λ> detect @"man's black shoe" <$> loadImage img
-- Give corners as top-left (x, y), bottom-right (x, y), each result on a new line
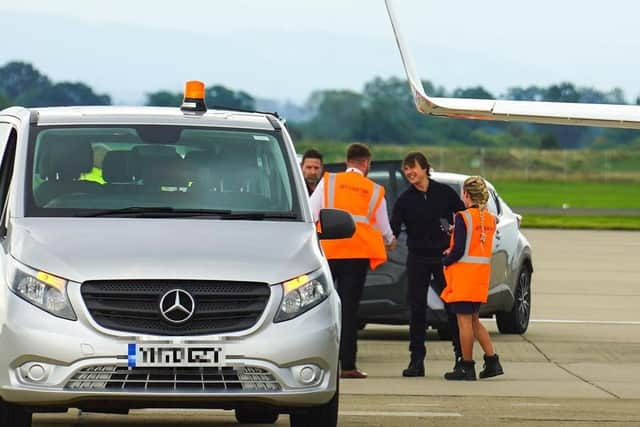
top-left (444, 360), bottom-right (476, 381)
top-left (479, 354), bottom-right (504, 379)
top-left (402, 361), bottom-right (425, 377)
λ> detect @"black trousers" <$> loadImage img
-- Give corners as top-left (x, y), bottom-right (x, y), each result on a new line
top-left (329, 258), bottom-right (369, 371)
top-left (406, 253), bottom-right (461, 362)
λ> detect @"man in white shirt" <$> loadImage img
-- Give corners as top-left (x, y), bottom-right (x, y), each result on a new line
top-left (308, 143), bottom-right (395, 379)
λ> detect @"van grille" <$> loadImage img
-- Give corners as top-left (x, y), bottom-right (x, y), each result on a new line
top-left (81, 281), bottom-right (270, 335)
top-left (65, 366), bottom-right (282, 392)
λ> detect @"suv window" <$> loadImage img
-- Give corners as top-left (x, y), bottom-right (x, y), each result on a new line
top-left (486, 189), bottom-right (498, 216)
top-left (26, 125), bottom-right (299, 217)
top-left (0, 124), bottom-right (17, 233)
top-left (0, 123), bottom-right (10, 156)
top-left (490, 190), bottom-right (502, 216)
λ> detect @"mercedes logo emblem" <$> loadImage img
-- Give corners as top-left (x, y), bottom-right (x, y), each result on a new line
top-left (159, 289), bottom-right (195, 324)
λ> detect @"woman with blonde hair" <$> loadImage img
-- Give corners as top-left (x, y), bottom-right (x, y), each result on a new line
top-left (440, 176), bottom-right (504, 381)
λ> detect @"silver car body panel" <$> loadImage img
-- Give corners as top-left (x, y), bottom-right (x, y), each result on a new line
top-left (10, 219), bottom-right (321, 285)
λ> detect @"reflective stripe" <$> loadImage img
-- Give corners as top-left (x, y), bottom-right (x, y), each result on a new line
top-left (459, 210), bottom-right (491, 265)
top-left (352, 215), bottom-right (369, 223)
top-left (326, 173), bottom-right (376, 225)
top-left (460, 255), bottom-right (490, 264)
top-left (326, 173), bottom-right (337, 208)
top-left (367, 184), bottom-right (382, 219)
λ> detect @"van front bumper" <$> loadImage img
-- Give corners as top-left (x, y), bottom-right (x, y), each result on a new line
top-left (0, 286), bottom-right (340, 410)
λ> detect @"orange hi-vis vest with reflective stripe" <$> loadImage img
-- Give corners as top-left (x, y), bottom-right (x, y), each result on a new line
top-left (320, 171), bottom-right (387, 270)
top-left (441, 207), bottom-right (496, 303)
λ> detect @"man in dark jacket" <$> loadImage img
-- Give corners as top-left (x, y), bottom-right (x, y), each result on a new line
top-left (390, 152), bottom-right (465, 377)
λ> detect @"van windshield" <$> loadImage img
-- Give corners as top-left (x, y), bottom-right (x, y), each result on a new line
top-left (26, 125), bottom-right (300, 218)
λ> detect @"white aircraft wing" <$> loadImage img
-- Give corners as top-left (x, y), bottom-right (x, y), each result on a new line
top-left (384, 0), bottom-right (640, 130)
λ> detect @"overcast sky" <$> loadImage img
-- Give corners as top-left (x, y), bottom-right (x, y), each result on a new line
top-left (1, 0), bottom-right (639, 105)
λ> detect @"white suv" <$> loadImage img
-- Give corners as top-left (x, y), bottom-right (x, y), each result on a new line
top-left (326, 160), bottom-right (534, 337)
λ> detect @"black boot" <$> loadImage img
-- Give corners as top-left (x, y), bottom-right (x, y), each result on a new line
top-left (479, 354), bottom-right (504, 379)
top-left (444, 360), bottom-right (476, 381)
top-left (443, 357), bottom-right (462, 379)
top-left (402, 359), bottom-right (425, 377)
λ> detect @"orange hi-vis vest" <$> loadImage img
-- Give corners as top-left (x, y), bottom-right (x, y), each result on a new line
top-left (320, 171), bottom-right (387, 270)
top-left (441, 207), bottom-right (496, 303)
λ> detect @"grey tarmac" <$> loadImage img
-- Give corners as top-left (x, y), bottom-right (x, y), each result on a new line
top-left (33, 229), bottom-right (640, 426)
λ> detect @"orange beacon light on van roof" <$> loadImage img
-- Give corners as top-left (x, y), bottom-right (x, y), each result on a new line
top-left (180, 80), bottom-right (207, 113)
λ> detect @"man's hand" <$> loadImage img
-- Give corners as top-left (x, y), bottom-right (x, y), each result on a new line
top-left (385, 236), bottom-right (397, 251)
top-left (442, 248), bottom-right (451, 256)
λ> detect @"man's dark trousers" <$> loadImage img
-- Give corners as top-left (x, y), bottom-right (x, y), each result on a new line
top-left (328, 258), bottom-right (369, 371)
top-left (406, 253), bottom-right (460, 362)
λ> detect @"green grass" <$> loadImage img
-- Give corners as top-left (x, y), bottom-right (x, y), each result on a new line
top-left (522, 215), bottom-right (640, 230)
top-left (296, 141), bottom-right (640, 229)
top-left (491, 181), bottom-right (640, 209)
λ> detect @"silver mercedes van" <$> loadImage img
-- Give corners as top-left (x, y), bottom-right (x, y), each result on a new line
top-left (0, 83), bottom-right (351, 427)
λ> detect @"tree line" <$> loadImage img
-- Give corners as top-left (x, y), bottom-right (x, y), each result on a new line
top-left (2, 61), bottom-right (639, 149)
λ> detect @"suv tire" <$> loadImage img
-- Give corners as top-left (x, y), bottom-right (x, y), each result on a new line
top-left (0, 400), bottom-right (31, 427)
top-left (496, 265), bottom-right (532, 334)
top-left (290, 376), bottom-right (339, 427)
top-left (235, 407), bottom-right (279, 424)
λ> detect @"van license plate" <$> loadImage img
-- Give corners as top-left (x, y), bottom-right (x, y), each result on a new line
top-left (127, 343), bottom-right (225, 368)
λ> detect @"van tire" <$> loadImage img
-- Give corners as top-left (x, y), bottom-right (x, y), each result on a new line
top-left (235, 407), bottom-right (279, 424)
top-left (0, 400), bottom-right (31, 427)
top-left (496, 266), bottom-right (532, 334)
top-left (290, 376), bottom-right (339, 427)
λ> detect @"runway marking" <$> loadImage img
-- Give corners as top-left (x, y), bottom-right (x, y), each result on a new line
top-left (387, 403), bottom-right (442, 408)
top-left (530, 319), bottom-right (640, 325)
top-left (511, 403), bottom-right (562, 407)
top-left (341, 410), bottom-right (462, 418)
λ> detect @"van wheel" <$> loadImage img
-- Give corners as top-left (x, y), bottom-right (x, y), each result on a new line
top-left (290, 376), bottom-right (339, 427)
top-left (496, 266), bottom-right (531, 334)
top-left (0, 400), bottom-right (31, 427)
top-left (235, 407), bottom-right (279, 424)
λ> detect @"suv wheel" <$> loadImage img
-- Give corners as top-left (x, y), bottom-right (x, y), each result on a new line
top-left (235, 407), bottom-right (279, 424)
top-left (0, 400), bottom-right (31, 427)
top-left (290, 376), bottom-right (339, 427)
top-left (496, 266), bottom-right (532, 334)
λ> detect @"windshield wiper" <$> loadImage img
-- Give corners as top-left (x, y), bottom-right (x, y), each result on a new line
top-left (217, 212), bottom-right (299, 220)
top-left (76, 207), bottom-right (233, 218)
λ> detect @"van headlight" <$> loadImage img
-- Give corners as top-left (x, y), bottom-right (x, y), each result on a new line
top-left (8, 258), bottom-right (76, 320)
top-left (274, 270), bottom-right (330, 322)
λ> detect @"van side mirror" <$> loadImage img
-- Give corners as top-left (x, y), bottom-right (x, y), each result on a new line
top-left (318, 208), bottom-right (355, 240)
